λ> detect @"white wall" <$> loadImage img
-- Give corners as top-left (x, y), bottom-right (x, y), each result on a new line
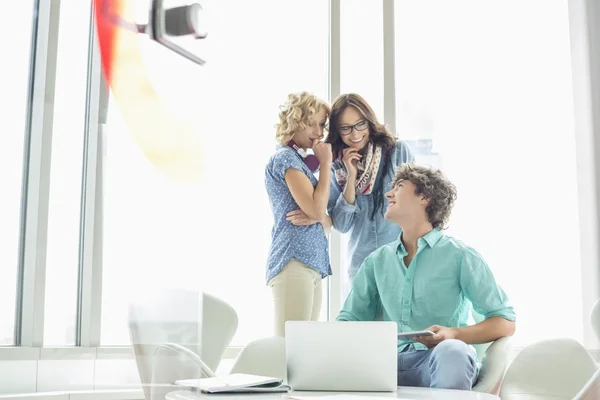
top-left (0, 349), bottom-right (138, 395)
top-left (0, 349), bottom-right (235, 397)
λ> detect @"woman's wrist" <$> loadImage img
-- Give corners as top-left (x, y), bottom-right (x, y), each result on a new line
top-left (320, 161), bottom-right (332, 170)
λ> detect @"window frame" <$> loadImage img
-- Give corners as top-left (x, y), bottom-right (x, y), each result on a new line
top-left (14, 0), bottom-right (61, 348)
top-left (568, 0), bottom-right (600, 350)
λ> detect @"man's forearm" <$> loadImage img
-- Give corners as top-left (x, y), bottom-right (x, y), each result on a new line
top-left (451, 317), bottom-right (515, 344)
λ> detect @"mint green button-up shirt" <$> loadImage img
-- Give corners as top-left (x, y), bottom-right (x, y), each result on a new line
top-left (337, 228), bottom-right (516, 352)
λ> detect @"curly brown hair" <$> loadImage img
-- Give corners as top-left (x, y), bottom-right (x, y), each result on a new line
top-left (393, 164), bottom-right (458, 229)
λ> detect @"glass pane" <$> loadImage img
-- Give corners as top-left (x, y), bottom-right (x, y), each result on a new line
top-left (44, 0), bottom-right (92, 345)
top-left (338, 0), bottom-right (384, 294)
top-left (101, 0), bottom-right (329, 346)
top-left (395, 0), bottom-right (581, 346)
top-left (0, 0), bottom-right (35, 346)
top-left (340, 0), bottom-right (384, 119)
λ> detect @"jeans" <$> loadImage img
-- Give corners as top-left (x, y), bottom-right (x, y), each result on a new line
top-left (397, 339), bottom-right (479, 390)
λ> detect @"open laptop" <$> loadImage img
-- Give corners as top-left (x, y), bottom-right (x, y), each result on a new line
top-left (285, 321), bottom-right (398, 392)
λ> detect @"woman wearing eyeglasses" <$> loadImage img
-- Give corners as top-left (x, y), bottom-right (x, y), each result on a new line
top-left (287, 93), bottom-right (414, 283)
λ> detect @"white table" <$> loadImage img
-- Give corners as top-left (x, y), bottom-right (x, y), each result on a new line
top-left (165, 388), bottom-right (499, 400)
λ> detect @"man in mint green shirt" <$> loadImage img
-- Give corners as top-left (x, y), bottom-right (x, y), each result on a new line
top-left (337, 164), bottom-right (516, 390)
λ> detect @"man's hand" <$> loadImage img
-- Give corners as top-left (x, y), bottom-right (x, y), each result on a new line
top-left (286, 209), bottom-right (320, 226)
top-left (412, 325), bottom-right (457, 348)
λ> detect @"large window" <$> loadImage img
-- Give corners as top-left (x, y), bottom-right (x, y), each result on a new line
top-left (338, 0), bottom-right (384, 298)
top-left (100, 0), bottom-right (330, 346)
top-left (43, 0), bottom-right (93, 345)
top-left (2, 0), bottom-right (598, 364)
top-left (394, 0), bottom-right (581, 346)
top-left (0, 1), bottom-right (36, 346)
top-left (340, 0), bottom-right (384, 120)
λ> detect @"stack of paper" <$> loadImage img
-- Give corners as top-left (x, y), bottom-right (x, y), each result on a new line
top-left (175, 373), bottom-right (291, 394)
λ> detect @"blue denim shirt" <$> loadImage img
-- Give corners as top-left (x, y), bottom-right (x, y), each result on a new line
top-left (265, 146), bottom-right (332, 283)
top-left (327, 140), bottom-right (414, 280)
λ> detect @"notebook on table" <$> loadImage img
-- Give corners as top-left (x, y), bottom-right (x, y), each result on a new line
top-left (175, 373), bottom-right (291, 394)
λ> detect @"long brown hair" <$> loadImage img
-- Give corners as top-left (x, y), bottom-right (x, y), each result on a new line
top-left (325, 93), bottom-right (397, 218)
top-left (325, 93), bottom-right (396, 159)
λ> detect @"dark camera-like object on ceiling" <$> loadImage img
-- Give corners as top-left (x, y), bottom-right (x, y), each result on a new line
top-left (101, 0), bottom-right (207, 66)
top-left (150, 0), bottom-right (207, 65)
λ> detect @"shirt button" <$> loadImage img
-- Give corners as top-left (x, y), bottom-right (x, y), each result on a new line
top-left (403, 300), bottom-right (409, 306)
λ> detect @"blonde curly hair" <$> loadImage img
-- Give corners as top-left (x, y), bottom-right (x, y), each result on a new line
top-left (275, 92), bottom-right (330, 145)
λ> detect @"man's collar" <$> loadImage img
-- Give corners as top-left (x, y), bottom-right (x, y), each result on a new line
top-left (422, 227), bottom-right (443, 247)
top-left (395, 227), bottom-right (443, 254)
top-left (395, 237), bottom-right (407, 255)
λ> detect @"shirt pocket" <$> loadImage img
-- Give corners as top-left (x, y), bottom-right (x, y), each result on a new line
top-left (413, 273), bottom-right (461, 320)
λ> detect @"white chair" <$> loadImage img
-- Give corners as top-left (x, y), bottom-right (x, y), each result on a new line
top-left (570, 298), bottom-right (600, 400)
top-left (574, 369), bottom-right (600, 400)
top-left (500, 338), bottom-right (599, 400)
top-left (230, 336), bottom-right (287, 380)
top-left (467, 311), bottom-right (513, 395)
top-left (472, 336), bottom-right (512, 394)
top-left (128, 289), bottom-right (238, 400)
top-left (499, 298), bottom-right (600, 400)
top-left (591, 298), bottom-right (600, 341)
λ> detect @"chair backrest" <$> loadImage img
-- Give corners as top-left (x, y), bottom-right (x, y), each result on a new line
top-left (501, 338), bottom-right (599, 400)
top-left (591, 298), bottom-right (600, 341)
top-left (573, 368), bottom-right (600, 400)
top-left (128, 289), bottom-right (238, 400)
top-left (230, 336), bottom-right (287, 380)
top-left (470, 310), bottom-right (490, 360)
top-left (472, 336), bottom-right (511, 394)
top-left (469, 309), bottom-right (514, 395)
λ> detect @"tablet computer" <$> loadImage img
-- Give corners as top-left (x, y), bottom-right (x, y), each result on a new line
top-left (397, 330), bottom-right (434, 341)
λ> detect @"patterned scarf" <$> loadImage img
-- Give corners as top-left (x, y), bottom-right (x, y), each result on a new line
top-left (333, 142), bottom-right (382, 195)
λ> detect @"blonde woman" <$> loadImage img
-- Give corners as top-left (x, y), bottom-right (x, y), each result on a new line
top-left (265, 92), bottom-right (333, 337)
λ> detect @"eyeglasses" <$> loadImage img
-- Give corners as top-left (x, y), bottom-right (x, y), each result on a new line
top-left (339, 120), bottom-right (368, 136)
